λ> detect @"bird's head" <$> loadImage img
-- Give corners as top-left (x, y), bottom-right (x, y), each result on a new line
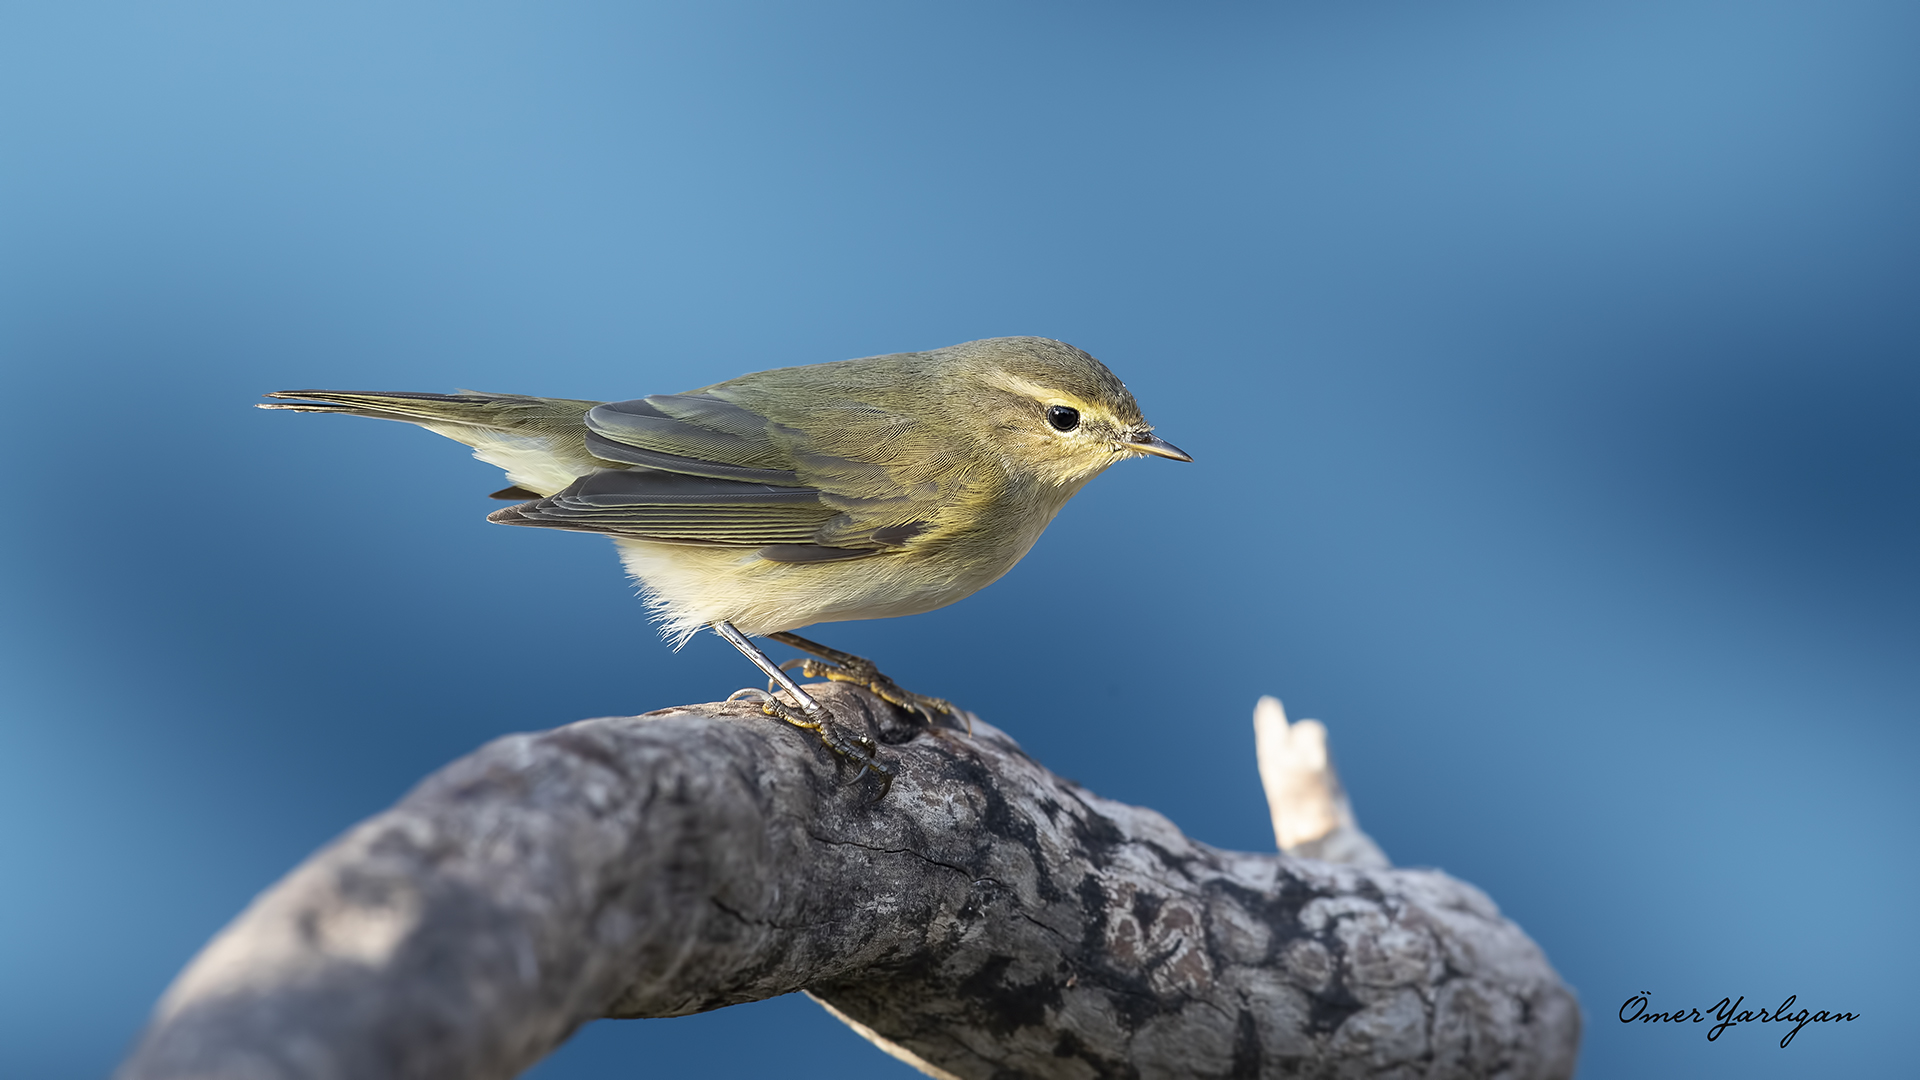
top-left (941, 337), bottom-right (1191, 488)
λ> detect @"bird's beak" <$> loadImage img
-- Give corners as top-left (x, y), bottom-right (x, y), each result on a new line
top-left (1126, 432), bottom-right (1193, 462)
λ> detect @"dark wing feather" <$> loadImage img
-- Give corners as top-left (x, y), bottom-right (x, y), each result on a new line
top-left (581, 430), bottom-right (802, 485)
top-left (489, 468), bottom-right (839, 546)
top-left (755, 544), bottom-right (889, 564)
top-left (587, 395), bottom-right (792, 470)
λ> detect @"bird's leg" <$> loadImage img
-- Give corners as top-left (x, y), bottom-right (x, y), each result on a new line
top-left (766, 631), bottom-right (966, 733)
top-left (711, 622), bottom-right (892, 796)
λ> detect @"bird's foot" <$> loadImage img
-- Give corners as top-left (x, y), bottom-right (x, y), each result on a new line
top-left (767, 632), bottom-right (968, 734)
top-left (727, 687), bottom-right (894, 798)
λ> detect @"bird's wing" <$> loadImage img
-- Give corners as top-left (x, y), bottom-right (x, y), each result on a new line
top-left (494, 393), bottom-right (954, 559)
top-left (488, 467), bottom-right (842, 548)
top-left (581, 394), bottom-right (802, 483)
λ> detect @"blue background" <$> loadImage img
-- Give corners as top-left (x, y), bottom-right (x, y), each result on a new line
top-left (2, 3), bottom-right (1914, 1077)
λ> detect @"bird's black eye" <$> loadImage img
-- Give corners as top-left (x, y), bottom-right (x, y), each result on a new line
top-left (1046, 405), bottom-right (1080, 432)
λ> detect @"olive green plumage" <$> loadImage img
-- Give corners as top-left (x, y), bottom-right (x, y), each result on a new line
top-left (262, 336), bottom-right (1188, 645)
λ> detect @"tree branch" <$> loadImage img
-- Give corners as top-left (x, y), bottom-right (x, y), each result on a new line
top-left (117, 685), bottom-right (1580, 1079)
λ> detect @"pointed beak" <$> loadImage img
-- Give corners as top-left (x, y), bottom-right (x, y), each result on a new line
top-left (1126, 432), bottom-right (1193, 462)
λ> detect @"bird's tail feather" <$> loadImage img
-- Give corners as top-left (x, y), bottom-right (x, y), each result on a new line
top-left (259, 389), bottom-right (576, 426)
top-left (259, 389), bottom-right (607, 497)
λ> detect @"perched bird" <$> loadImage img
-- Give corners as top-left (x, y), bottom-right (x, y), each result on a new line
top-left (262, 336), bottom-right (1189, 790)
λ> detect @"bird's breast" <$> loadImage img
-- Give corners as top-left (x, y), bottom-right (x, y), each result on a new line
top-left (615, 475), bottom-right (1088, 639)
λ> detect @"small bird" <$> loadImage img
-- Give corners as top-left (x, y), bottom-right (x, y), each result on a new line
top-left (263, 336), bottom-right (1189, 790)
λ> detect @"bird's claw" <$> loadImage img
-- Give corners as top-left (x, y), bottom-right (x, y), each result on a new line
top-left (756, 693), bottom-right (894, 800)
top-left (765, 631), bottom-right (965, 734)
top-left (788, 656), bottom-right (964, 733)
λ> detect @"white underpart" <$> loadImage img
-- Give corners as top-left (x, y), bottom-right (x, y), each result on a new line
top-left (614, 536), bottom-right (1005, 649)
top-left (423, 425), bottom-right (589, 497)
top-left (614, 540), bottom-right (772, 647)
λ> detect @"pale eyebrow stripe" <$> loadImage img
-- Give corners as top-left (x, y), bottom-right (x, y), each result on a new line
top-left (980, 370), bottom-right (1091, 411)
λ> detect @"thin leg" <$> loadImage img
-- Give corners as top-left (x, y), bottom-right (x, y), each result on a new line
top-left (765, 631), bottom-right (964, 732)
top-left (714, 621), bottom-right (828, 721)
top-left (712, 622), bottom-right (892, 794)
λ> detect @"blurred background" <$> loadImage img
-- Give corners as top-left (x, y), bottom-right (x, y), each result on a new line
top-left (1, 2), bottom-right (1914, 1077)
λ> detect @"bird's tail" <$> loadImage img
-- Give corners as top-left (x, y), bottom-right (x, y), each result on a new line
top-left (259, 389), bottom-right (607, 497)
top-left (260, 388), bottom-right (588, 424)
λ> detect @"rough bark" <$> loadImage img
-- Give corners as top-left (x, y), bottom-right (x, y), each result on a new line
top-left (117, 684), bottom-right (1581, 1080)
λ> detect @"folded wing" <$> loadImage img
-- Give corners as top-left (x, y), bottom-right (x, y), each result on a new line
top-left (491, 392), bottom-right (946, 562)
